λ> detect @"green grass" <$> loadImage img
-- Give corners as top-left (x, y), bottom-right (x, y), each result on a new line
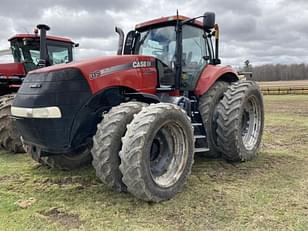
top-left (1, 95), bottom-right (308, 230)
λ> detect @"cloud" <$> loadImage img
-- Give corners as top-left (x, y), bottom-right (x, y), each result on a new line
top-left (0, 0), bottom-right (308, 67)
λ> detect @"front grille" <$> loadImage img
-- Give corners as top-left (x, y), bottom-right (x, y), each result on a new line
top-left (13, 68), bottom-right (92, 153)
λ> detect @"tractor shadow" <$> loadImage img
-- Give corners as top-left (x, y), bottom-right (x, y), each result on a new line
top-left (191, 150), bottom-right (303, 184)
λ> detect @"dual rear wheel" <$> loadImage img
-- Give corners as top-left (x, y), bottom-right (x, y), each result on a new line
top-left (199, 80), bottom-right (264, 161)
top-left (91, 80), bottom-right (264, 202)
top-left (92, 102), bottom-right (194, 202)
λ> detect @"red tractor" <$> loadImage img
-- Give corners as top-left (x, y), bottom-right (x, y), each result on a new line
top-left (0, 25), bottom-right (76, 152)
top-left (12, 13), bottom-right (264, 202)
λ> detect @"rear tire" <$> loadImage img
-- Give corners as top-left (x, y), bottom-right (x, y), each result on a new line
top-left (198, 81), bottom-right (229, 158)
top-left (119, 103), bottom-right (194, 202)
top-left (216, 80), bottom-right (264, 161)
top-left (0, 94), bottom-right (24, 153)
top-left (28, 143), bottom-right (92, 170)
top-left (91, 101), bottom-right (147, 192)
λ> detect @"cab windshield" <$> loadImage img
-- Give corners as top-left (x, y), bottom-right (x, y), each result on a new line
top-left (10, 39), bottom-right (72, 72)
top-left (136, 26), bottom-right (176, 67)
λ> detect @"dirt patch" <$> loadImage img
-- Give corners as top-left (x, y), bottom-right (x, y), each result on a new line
top-left (15, 198), bottom-right (37, 209)
top-left (33, 176), bottom-right (98, 187)
top-left (0, 175), bottom-right (15, 181)
top-left (39, 207), bottom-right (83, 229)
top-left (263, 124), bottom-right (308, 151)
top-left (0, 174), bottom-right (28, 184)
top-left (193, 153), bottom-right (303, 183)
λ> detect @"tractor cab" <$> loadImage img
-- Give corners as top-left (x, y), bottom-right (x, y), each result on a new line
top-left (9, 31), bottom-right (75, 73)
top-left (0, 25), bottom-right (76, 95)
top-left (119, 13), bottom-right (219, 91)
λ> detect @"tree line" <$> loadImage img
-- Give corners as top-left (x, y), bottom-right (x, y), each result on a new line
top-left (241, 61), bottom-right (308, 81)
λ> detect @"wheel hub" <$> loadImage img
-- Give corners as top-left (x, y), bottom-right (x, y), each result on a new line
top-left (149, 122), bottom-right (188, 188)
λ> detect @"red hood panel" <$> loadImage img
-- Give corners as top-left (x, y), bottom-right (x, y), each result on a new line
top-left (30, 55), bottom-right (158, 95)
top-left (0, 63), bottom-right (26, 76)
top-left (30, 55), bottom-right (155, 74)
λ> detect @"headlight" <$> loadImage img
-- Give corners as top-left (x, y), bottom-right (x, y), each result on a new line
top-left (11, 106), bottom-right (62, 118)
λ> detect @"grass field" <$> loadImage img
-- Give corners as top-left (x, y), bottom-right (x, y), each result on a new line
top-left (1, 95), bottom-right (308, 231)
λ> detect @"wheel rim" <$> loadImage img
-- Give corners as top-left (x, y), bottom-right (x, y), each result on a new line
top-left (241, 96), bottom-right (262, 150)
top-left (149, 121), bottom-right (188, 188)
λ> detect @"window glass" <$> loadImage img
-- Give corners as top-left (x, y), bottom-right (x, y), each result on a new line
top-left (29, 50), bottom-right (40, 65)
top-left (182, 25), bottom-right (208, 74)
top-left (47, 45), bottom-right (69, 65)
top-left (181, 25), bottom-right (208, 90)
top-left (137, 26), bottom-right (176, 67)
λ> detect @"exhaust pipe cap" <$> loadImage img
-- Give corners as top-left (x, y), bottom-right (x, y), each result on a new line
top-left (37, 24), bottom-right (50, 31)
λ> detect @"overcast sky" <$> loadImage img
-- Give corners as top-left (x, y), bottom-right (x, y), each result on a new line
top-left (0, 0), bottom-right (307, 68)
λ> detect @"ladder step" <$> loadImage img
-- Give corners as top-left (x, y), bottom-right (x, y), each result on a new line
top-left (192, 111), bottom-right (199, 114)
top-left (157, 87), bottom-right (174, 91)
top-left (192, 123), bottom-right (202, 126)
top-left (194, 147), bottom-right (210, 153)
top-left (190, 99), bottom-right (197, 103)
top-left (194, 135), bottom-right (206, 139)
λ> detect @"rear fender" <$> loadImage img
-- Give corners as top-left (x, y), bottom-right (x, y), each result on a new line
top-left (124, 92), bottom-right (160, 104)
top-left (194, 64), bottom-right (239, 96)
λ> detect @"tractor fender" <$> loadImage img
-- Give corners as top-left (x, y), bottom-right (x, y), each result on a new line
top-left (194, 64), bottom-right (239, 96)
top-left (124, 92), bottom-right (160, 104)
top-left (69, 87), bottom-right (160, 149)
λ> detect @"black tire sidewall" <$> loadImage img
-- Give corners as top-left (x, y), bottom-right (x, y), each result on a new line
top-left (236, 85), bottom-right (264, 160)
top-left (205, 83), bottom-right (229, 151)
top-left (138, 110), bottom-right (194, 199)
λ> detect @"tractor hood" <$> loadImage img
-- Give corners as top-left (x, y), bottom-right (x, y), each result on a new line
top-left (12, 54), bottom-right (158, 153)
top-left (29, 55), bottom-right (157, 94)
top-left (0, 63), bottom-right (26, 77)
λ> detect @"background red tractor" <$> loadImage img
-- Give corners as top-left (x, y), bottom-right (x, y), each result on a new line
top-left (12, 12), bottom-right (264, 202)
top-left (0, 25), bottom-right (76, 152)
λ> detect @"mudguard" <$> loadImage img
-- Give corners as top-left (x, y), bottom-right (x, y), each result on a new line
top-left (194, 64), bottom-right (239, 96)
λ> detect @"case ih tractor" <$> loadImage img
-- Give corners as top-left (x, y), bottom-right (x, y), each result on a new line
top-left (12, 13), bottom-right (264, 202)
top-left (0, 25), bottom-right (76, 152)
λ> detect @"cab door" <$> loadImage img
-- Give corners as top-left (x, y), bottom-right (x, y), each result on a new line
top-left (180, 25), bottom-right (212, 91)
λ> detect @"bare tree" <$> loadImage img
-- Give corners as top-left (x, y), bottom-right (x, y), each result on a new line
top-left (250, 63), bottom-right (308, 81)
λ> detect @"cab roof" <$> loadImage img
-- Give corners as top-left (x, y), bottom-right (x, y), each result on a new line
top-left (135, 15), bottom-right (203, 31)
top-left (8, 34), bottom-right (75, 44)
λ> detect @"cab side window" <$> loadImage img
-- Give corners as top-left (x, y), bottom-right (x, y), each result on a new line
top-left (181, 25), bottom-right (209, 90)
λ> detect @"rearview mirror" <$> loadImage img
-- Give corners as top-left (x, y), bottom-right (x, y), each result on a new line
top-left (203, 12), bottom-right (215, 31)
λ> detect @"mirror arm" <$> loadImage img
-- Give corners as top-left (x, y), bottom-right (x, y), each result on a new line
top-left (181, 15), bottom-right (203, 25)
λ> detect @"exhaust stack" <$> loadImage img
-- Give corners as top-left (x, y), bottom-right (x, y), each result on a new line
top-left (115, 27), bottom-right (124, 55)
top-left (37, 24), bottom-right (50, 67)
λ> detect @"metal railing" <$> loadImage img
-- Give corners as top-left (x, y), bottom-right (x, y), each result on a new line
top-left (260, 86), bottom-right (308, 95)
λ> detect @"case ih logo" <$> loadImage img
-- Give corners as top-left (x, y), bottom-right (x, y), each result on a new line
top-left (89, 61), bottom-right (154, 80)
top-left (132, 61), bottom-right (152, 68)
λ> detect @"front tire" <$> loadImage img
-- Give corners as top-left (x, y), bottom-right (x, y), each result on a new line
top-left (28, 143), bottom-right (92, 170)
top-left (0, 94), bottom-right (24, 153)
top-left (119, 103), bottom-right (194, 202)
top-left (216, 80), bottom-right (264, 161)
top-left (91, 101), bottom-right (147, 192)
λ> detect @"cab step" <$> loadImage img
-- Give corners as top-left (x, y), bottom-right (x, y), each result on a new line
top-left (156, 87), bottom-right (174, 91)
top-left (194, 135), bottom-right (206, 139)
top-left (194, 147), bottom-right (210, 153)
top-left (192, 123), bottom-right (203, 126)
